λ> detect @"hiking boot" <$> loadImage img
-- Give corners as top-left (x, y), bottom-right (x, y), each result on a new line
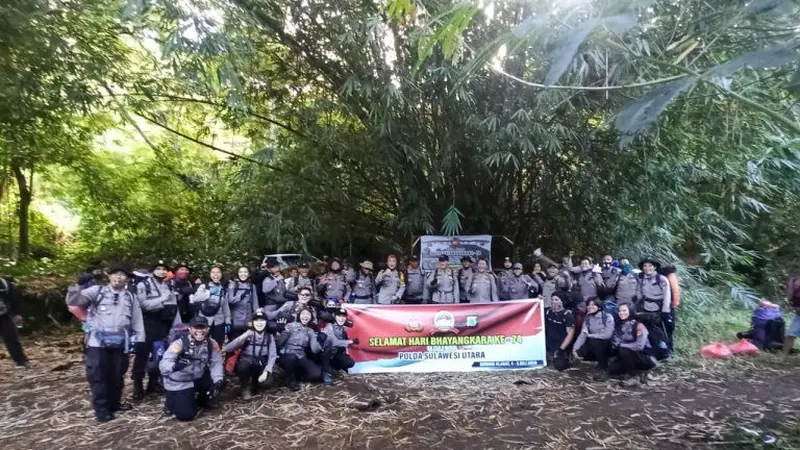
top-left (241, 386), bottom-right (253, 401)
top-left (96, 413), bottom-right (115, 423)
top-left (638, 372), bottom-right (649, 384)
top-left (115, 401), bottom-right (133, 412)
top-left (322, 373), bottom-right (333, 386)
top-left (288, 381), bottom-right (301, 392)
top-left (14, 361), bottom-right (29, 370)
top-left (592, 370), bottom-right (609, 382)
top-left (132, 380), bottom-right (145, 401)
top-left (146, 377), bottom-right (159, 394)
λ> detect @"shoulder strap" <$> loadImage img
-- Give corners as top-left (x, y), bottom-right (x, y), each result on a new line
top-left (0, 277), bottom-right (8, 293)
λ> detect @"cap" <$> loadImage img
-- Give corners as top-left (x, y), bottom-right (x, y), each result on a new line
top-left (334, 308), bottom-right (348, 317)
top-left (252, 308), bottom-right (267, 321)
top-left (438, 254), bottom-right (450, 262)
top-left (107, 262), bottom-right (133, 277)
top-left (152, 259), bottom-right (170, 271)
top-left (512, 263), bottom-right (523, 270)
top-left (190, 316), bottom-right (209, 328)
top-left (408, 255), bottom-right (418, 261)
top-left (460, 256), bottom-right (473, 263)
top-left (360, 261), bottom-right (374, 270)
top-left (298, 263), bottom-right (309, 269)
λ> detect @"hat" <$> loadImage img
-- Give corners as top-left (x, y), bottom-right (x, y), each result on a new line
top-left (512, 262), bottom-right (523, 270)
top-left (438, 254), bottom-right (450, 262)
top-left (334, 308), bottom-right (348, 317)
top-left (152, 259), bottom-right (170, 271)
top-left (504, 257), bottom-right (511, 261)
top-left (174, 262), bottom-right (191, 271)
top-left (252, 308), bottom-right (267, 321)
top-left (408, 255), bottom-right (418, 261)
top-left (360, 261), bottom-right (374, 270)
top-left (190, 316), bottom-right (209, 328)
top-left (460, 256), bottom-right (473, 263)
top-left (107, 262), bottom-right (133, 277)
top-left (298, 262), bottom-right (309, 269)
top-left (638, 258), bottom-right (662, 271)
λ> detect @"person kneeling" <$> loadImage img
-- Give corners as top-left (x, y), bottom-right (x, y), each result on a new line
top-left (159, 316), bottom-right (224, 421)
top-left (609, 304), bottom-right (656, 386)
top-left (572, 298), bottom-right (615, 381)
top-left (223, 308), bottom-right (277, 400)
top-left (276, 307), bottom-right (323, 392)
top-left (321, 307), bottom-right (359, 378)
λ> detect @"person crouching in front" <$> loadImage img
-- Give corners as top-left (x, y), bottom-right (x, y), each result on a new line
top-left (159, 316), bottom-right (224, 421)
top-left (223, 308), bottom-right (277, 400)
top-left (572, 298), bottom-right (615, 381)
top-left (276, 306), bottom-right (323, 391)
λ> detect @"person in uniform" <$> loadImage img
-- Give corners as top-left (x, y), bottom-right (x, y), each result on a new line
top-left (502, 263), bottom-right (538, 300)
top-left (261, 262), bottom-right (287, 312)
top-left (276, 307), bottom-right (324, 391)
top-left (599, 254), bottom-right (620, 301)
top-left (534, 264), bottom-right (572, 309)
top-left (0, 275), bottom-right (28, 369)
top-left (403, 256), bottom-right (425, 304)
top-left (159, 316), bottom-right (224, 421)
top-left (286, 262), bottom-right (315, 302)
top-left (609, 303), bottom-right (656, 386)
top-left (566, 257), bottom-right (604, 300)
top-left (66, 263), bottom-right (144, 422)
top-left (615, 258), bottom-right (639, 308)
top-left (545, 293), bottom-right (575, 371)
top-left (426, 255), bottom-right (459, 304)
top-left (227, 266), bottom-right (259, 342)
top-left (223, 308), bottom-right (277, 400)
top-left (190, 266), bottom-right (230, 346)
top-left (457, 256), bottom-right (474, 304)
top-left (131, 260), bottom-right (178, 401)
top-left (572, 298), bottom-right (615, 381)
top-left (350, 261), bottom-right (376, 304)
top-left (468, 258), bottom-right (498, 303)
top-left (321, 307), bottom-right (359, 373)
top-left (316, 258), bottom-right (351, 304)
top-left (375, 255), bottom-right (405, 305)
top-left (169, 263), bottom-right (197, 323)
top-left (343, 260), bottom-right (357, 285)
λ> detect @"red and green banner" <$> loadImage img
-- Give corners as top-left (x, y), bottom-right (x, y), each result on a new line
top-left (345, 299), bottom-right (546, 373)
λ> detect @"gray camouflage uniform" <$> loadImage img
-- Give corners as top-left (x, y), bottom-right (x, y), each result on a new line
top-left (469, 272), bottom-right (498, 303)
top-left (375, 269), bottom-right (405, 305)
top-left (66, 285), bottom-right (145, 349)
top-left (426, 268), bottom-right (459, 304)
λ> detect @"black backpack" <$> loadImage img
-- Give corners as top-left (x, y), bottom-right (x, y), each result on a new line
top-left (200, 282), bottom-right (227, 317)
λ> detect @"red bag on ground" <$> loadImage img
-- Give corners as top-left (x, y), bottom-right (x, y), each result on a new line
top-left (701, 343), bottom-right (733, 359)
top-left (728, 339), bottom-right (760, 357)
top-left (225, 348), bottom-right (242, 375)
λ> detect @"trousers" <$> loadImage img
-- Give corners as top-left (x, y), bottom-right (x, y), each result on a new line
top-left (165, 370), bottom-right (213, 422)
top-left (278, 353), bottom-right (322, 382)
top-left (85, 346), bottom-right (129, 419)
top-left (577, 338), bottom-right (611, 370)
top-left (0, 315), bottom-right (27, 365)
top-left (609, 347), bottom-right (656, 376)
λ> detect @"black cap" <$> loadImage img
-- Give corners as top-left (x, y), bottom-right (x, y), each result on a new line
top-left (252, 308), bottom-right (267, 321)
top-left (438, 254), bottom-right (450, 262)
top-left (408, 255), bottom-right (418, 261)
top-left (334, 308), bottom-right (348, 317)
top-left (298, 262), bottom-right (309, 269)
top-left (190, 316), bottom-right (209, 328)
top-left (107, 262), bottom-right (133, 277)
top-left (266, 261), bottom-right (279, 269)
top-left (460, 256), bottom-right (473, 263)
top-left (152, 259), bottom-right (170, 271)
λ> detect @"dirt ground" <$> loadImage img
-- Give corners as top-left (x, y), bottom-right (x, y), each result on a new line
top-left (1, 332), bottom-right (799, 450)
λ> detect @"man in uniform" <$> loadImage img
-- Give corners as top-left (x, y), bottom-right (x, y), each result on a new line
top-left (636, 259), bottom-right (671, 326)
top-left (132, 260), bottom-right (178, 400)
top-left (159, 316), bottom-right (224, 421)
top-left (615, 258), bottom-right (639, 308)
top-left (375, 255), bottom-right (405, 305)
top-left (66, 262), bottom-right (144, 422)
top-left (426, 255), bottom-right (459, 304)
top-left (261, 261), bottom-right (287, 312)
top-left (404, 256), bottom-right (425, 304)
top-left (534, 264), bottom-right (572, 309)
top-left (286, 263), bottom-right (316, 302)
top-left (169, 262), bottom-right (196, 323)
top-left (0, 275), bottom-right (28, 369)
top-left (351, 261), bottom-right (376, 304)
top-left (599, 254), bottom-right (620, 301)
top-left (457, 256), bottom-right (474, 304)
top-left (468, 258), bottom-right (499, 303)
top-left (497, 257), bottom-right (514, 300)
top-left (502, 263), bottom-right (538, 300)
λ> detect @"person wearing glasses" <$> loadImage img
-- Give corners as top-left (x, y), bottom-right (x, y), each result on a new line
top-left (66, 262), bottom-right (145, 422)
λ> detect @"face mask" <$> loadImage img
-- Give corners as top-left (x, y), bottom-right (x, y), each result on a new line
top-left (175, 272), bottom-right (188, 280)
top-left (603, 262), bottom-right (611, 268)
top-left (621, 263), bottom-right (632, 274)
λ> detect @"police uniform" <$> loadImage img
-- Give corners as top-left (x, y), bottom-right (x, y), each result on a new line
top-left (404, 258), bottom-right (425, 304)
top-left (131, 264), bottom-right (178, 398)
top-left (425, 256), bottom-right (459, 304)
top-left (322, 309), bottom-right (356, 372)
top-left (615, 272), bottom-right (640, 307)
top-left (276, 320), bottom-right (324, 387)
top-left (469, 272), bottom-right (498, 303)
top-left (351, 262), bottom-right (376, 304)
top-left (66, 266), bottom-right (145, 422)
top-left (261, 272), bottom-right (287, 312)
top-left (636, 259), bottom-right (671, 323)
top-left (0, 276), bottom-right (28, 368)
top-left (191, 281), bottom-right (231, 345)
top-left (222, 310), bottom-right (276, 398)
top-left (227, 280), bottom-right (259, 340)
top-left (502, 264), bottom-right (537, 300)
top-left (316, 272), bottom-right (351, 303)
top-left (169, 264), bottom-right (197, 323)
top-left (457, 259), bottom-right (474, 304)
top-left (285, 265), bottom-right (316, 302)
top-left (159, 316), bottom-right (224, 422)
top-left (375, 267), bottom-right (405, 305)
top-left (600, 264), bottom-right (620, 300)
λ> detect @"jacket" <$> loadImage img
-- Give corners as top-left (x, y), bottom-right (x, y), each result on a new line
top-left (66, 284), bottom-right (145, 350)
top-left (223, 329), bottom-right (277, 372)
top-left (227, 280), bottom-right (259, 329)
top-left (572, 311), bottom-right (614, 352)
top-left (276, 322), bottom-right (322, 358)
top-left (159, 337), bottom-right (224, 391)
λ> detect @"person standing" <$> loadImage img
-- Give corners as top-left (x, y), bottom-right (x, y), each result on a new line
top-left (159, 316), bottom-right (224, 421)
top-left (227, 266), bottom-right (259, 342)
top-left (375, 255), bottom-right (406, 305)
top-left (0, 275), bottom-right (28, 369)
top-left (190, 266), bottom-right (230, 346)
top-left (131, 260), bottom-right (177, 401)
top-left (169, 263), bottom-right (196, 323)
top-left (286, 263), bottom-right (315, 302)
top-left (599, 255), bottom-right (620, 301)
top-left (404, 256), bottom-right (426, 304)
top-left (468, 258), bottom-right (499, 303)
top-left (457, 257), bottom-right (474, 304)
top-left (534, 264), bottom-right (572, 308)
top-left (426, 255), bottom-right (459, 304)
top-left (261, 262), bottom-right (287, 312)
top-left (316, 258), bottom-right (351, 303)
top-left (66, 263), bottom-right (144, 422)
top-left (567, 257), bottom-right (604, 300)
top-left (615, 258), bottom-right (639, 308)
top-left (502, 263), bottom-right (538, 300)
top-left (350, 261), bottom-right (376, 304)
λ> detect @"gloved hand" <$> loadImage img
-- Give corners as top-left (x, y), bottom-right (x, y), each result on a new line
top-left (661, 312), bottom-right (673, 324)
top-left (173, 359), bottom-right (189, 372)
top-left (350, 338), bottom-right (360, 346)
top-left (533, 248), bottom-right (542, 257)
top-left (258, 370), bottom-right (271, 384)
top-left (592, 264), bottom-right (602, 274)
top-left (317, 332), bottom-right (328, 345)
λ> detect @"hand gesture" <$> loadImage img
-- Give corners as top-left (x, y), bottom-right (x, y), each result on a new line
top-left (350, 338), bottom-right (360, 345)
top-left (533, 248), bottom-right (542, 258)
top-left (194, 278), bottom-right (203, 285)
top-left (568, 250), bottom-right (575, 257)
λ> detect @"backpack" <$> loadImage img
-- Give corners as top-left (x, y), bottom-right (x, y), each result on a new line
top-left (789, 277), bottom-right (800, 308)
top-left (200, 282), bottom-right (227, 316)
top-left (0, 278), bottom-right (10, 317)
top-left (178, 334), bottom-right (214, 366)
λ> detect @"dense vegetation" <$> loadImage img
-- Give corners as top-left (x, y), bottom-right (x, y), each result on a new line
top-left (1, 0), bottom-right (799, 326)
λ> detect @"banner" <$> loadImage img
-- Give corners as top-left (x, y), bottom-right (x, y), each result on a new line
top-left (419, 235), bottom-right (492, 272)
top-left (345, 300), bottom-right (546, 373)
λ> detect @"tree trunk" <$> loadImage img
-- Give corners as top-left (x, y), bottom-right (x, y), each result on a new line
top-left (11, 161), bottom-right (31, 258)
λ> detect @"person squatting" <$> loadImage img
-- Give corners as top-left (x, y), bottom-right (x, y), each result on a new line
top-left (65, 251), bottom-right (679, 422)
